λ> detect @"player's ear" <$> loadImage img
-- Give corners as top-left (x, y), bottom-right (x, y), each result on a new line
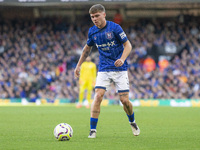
top-left (103, 12), bottom-right (106, 18)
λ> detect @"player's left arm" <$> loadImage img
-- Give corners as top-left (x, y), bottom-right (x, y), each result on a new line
top-left (114, 40), bottom-right (132, 67)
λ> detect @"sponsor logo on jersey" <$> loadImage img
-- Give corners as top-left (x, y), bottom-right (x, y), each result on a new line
top-left (96, 41), bottom-right (115, 51)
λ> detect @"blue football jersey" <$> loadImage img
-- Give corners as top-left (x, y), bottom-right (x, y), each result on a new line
top-left (87, 21), bottom-right (128, 72)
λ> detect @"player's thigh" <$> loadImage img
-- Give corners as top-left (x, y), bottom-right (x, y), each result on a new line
top-left (79, 83), bottom-right (87, 92)
top-left (95, 72), bottom-right (110, 91)
top-left (86, 82), bottom-right (93, 91)
top-left (118, 92), bottom-right (129, 100)
top-left (114, 71), bottom-right (129, 93)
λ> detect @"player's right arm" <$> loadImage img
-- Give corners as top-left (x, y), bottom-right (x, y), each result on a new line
top-left (75, 27), bottom-right (94, 78)
top-left (74, 44), bottom-right (92, 78)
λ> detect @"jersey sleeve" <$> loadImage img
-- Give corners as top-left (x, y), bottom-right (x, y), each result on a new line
top-left (114, 24), bottom-right (128, 44)
top-left (87, 28), bottom-right (95, 46)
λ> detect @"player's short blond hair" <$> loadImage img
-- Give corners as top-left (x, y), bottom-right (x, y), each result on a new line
top-left (89, 4), bottom-right (105, 14)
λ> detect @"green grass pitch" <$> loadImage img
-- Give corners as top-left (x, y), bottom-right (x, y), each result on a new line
top-left (0, 105), bottom-right (200, 150)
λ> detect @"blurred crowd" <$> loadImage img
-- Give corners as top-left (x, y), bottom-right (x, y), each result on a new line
top-left (0, 15), bottom-right (200, 102)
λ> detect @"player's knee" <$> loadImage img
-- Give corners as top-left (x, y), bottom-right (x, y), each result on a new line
top-left (94, 92), bottom-right (103, 100)
top-left (94, 89), bottom-right (105, 104)
top-left (120, 99), bottom-right (129, 106)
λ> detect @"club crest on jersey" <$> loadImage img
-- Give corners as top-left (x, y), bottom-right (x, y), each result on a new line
top-left (94, 36), bottom-right (97, 40)
top-left (106, 32), bottom-right (113, 40)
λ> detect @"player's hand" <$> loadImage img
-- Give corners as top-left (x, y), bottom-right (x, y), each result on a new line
top-left (114, 59), bottom-right (124, 67)
top-left (74, 66), bottom-right (80, 78)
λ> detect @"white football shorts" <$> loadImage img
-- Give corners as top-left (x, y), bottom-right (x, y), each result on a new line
top-left (95, 71), bottom-right (129, 93)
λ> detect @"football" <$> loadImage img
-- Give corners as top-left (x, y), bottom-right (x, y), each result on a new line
top-left (54, 123), bottom-right (73, 141)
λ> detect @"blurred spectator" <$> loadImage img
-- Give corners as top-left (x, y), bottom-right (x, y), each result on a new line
top-left (143, 56), bottom-right (156, 72)
top-left (158, 59), bottom-right (169, 72)
top-left (113, 10), bottom-right (123, 25)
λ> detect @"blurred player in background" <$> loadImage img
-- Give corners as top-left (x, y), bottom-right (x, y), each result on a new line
top-left (76, 56), bottom-right (96, 108)
top-left (74, 4), bottom-right (140, 138)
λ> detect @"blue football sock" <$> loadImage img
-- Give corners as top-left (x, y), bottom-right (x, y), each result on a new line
top-left (127, 112), bottom-right (135, 122)
top-left (90, 118), bottom-right (98, 130)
